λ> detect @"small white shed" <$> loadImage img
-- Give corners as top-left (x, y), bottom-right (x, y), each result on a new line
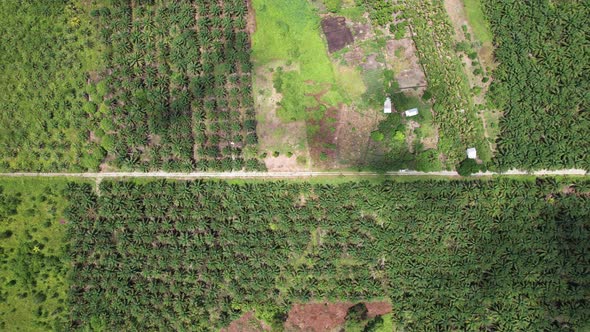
top-left (466, 147), bottom-right (477, 159)
top-left (384, 97), bottom-right (392, 114)
top-left (405, 108), bottom-right (419, 117)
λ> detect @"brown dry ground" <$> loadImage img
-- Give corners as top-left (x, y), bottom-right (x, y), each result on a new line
top-left (334, 105), bottom-right (383, 167)
top-left (285, 301), bottom-right (392, 332)
top-left (245, 0), bottom-right (256, 36)
top-left (385, 39), bottom-right (427, 89)
top-left (350, 21), bottom-right (374, 42)
top-left (253, 61), bottom-right (311, 171)
top-left (221, 312), bottom-right (271, 332)
top-left (321, 16), bottom-right (355, 53)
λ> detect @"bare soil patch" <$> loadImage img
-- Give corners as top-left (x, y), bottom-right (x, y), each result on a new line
top-left (350, 22), bottom-right (373, 41)
top-left (343, 46), bottom-right (364, 67)
top-left (264, 154), bottom-right (306, 171)
top-left (321, 16), bottom-right (354, 53)
top-left (335, 106), bottom-right (383, 167)
top-left (307, 104), bottom-right (341, 169)
top-left (253, 61), bottom-right (310, 171)
top-left (221, 312), bottom-right (271, 332)
top-left (405, 120), bottom-right (420, 153)
top-left (285, 301), bottom-right (392, 332)
top-left (385, 39), bottom-right (427, 89)
top-left (246, 0), bottom-right (257, 36)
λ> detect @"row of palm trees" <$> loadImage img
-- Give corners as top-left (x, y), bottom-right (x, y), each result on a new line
top-left (92, 0), bottom-right (263, 172)
top-left (483, 0), bottom-right (590, 171)
top-left (65, 178), bottom-right (589, 331)
top-left (404, 0), bottom-right (489, 167)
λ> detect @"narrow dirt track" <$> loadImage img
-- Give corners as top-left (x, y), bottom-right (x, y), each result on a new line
top-left (0, 169), bottom-right (586, 179)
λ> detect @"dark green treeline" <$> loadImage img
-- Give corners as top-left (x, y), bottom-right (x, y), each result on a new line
top-left (65, 179), bottom-right (590, 331)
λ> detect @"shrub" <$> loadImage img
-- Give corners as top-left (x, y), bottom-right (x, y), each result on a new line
top-left (83, 102), bottom-right (97, 114)
top-left (421, 90), bottom-right (432, 101)
top-left (323, 0), bottom-right (342, 13)
top-left (370, 131), bottom-right (385, 142)
top-left (457, 158), bottom-right (480, 176)
top-left (415, 149), bottom-right (442, 172)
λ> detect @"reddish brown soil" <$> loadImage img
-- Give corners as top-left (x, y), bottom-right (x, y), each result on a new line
top-left (285, 301), bottom-right (392, 332)
top-left (246, 0), bottom-right (257, 36)
top-left (221, 312), bottom-right (271, 332)
top-left (321, 16), bottom-right (354, 53)
top-left (304, 89), bottom-right (341, 168)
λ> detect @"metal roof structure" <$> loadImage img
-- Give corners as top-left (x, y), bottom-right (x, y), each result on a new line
top-left (405, 108), bottom-right (419, 117)
top-left (384, 97), bottom-right (392, 114)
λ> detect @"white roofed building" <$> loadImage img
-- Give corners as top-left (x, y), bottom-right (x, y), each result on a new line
top-left (466, 147), bottom-right (477, 159)
top-left (404, 108), bottom-right (418, 117)
top-left (384, 97), bottom-right (392, 114)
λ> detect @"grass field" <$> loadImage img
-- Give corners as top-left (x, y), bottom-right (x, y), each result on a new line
top-left (0, 178), bottom-right (74, 331)
top-left (251, 0), bottom-right (351, 121)
top-left (0, 1), bottom-right (104, 172)
top-left (462, 0), bottom-right (493, 43)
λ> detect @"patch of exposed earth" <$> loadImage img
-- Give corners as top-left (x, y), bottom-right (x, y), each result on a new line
top-left (253, 61), bottom-right (310, 171)
top-left (350, 21), bottom-right (374, 41)
top-left (221, 312), bottom-right (271, 332)
top-left (405, 120), bottom-right (420, 153)
top-left (285, 301), bottom-right (392, 332)
top-left (385, 39), bottom-right (427, 89)
top-left (335, 105), bottom-right (383, 167)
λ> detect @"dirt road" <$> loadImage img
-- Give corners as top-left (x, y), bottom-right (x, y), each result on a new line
top-left (0, 169), bottom-right (586, 179)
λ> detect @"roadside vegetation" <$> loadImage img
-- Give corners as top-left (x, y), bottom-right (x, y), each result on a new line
top-left (0, 178), bottom-right (72, 331)
top-left (0, 1), bottom-right (104, 171)
top-left (482, 0), bottom-right (590, 170)
top-left (66, 178), bottom-right (589, 331)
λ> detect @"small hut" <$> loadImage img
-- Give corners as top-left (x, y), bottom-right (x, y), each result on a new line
top-left (466, 148), bottom-right (477, 159)
top-left (405, 108), bottom-right (419, 117)
top-left (384, 97), bottom-right (392, 114)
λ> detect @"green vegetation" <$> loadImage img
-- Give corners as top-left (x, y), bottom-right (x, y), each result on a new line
top-left (462, 0), bottom-right (492, 43)
top-left (370, 90), bottom-right (440, 172)
top-left (483, 0), bottom-right (590, 170)
top-left (92, 0), bottom-right (263, 172)
top-left (456, 158), bottom-right (481, 176)
top-left (66, 178), bottom-right (589, 331)
top-left (251, 0), bottom-right (349, 121)
top-left (0, 1), bottom-right (104, 171)
top-left (404, 0), bottom-right (490, 166)
top-left (322, 0), bottom-right (343, 13)
top-left (343, 303), bottom-right (388, 331)
top-left (0, 178), bottom-right (72, 331)
top-left (359, 0), bottom-right (396, 26)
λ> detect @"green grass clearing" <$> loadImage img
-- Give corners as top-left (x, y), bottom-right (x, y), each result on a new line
top-left (252, 0), bottom-right (355, 122)
top-left (462, 0), bottom-right (493, 43)
top-left (0, 178), bottom-right (79, 331)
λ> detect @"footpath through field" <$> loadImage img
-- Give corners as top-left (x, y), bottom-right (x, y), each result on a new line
top-left (0, 169), bottom-right (586, 179)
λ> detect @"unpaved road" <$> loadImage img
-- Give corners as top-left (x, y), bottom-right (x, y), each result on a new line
top-left (0, 169), bottom-right (586, 180)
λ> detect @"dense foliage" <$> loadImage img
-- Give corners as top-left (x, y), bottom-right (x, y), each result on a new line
top-left (66, 178), bottom-right (589, 331)
top-left (404, 0), bottom-right (490, 166)
top-left (92, 0), bottom-right (264, 171)
top-left (0, 179), bottom-right (71, 331)
top-left (483, 0), bottom-right (590, 170)
top-left (0, 1), bottom-right (104, 171)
